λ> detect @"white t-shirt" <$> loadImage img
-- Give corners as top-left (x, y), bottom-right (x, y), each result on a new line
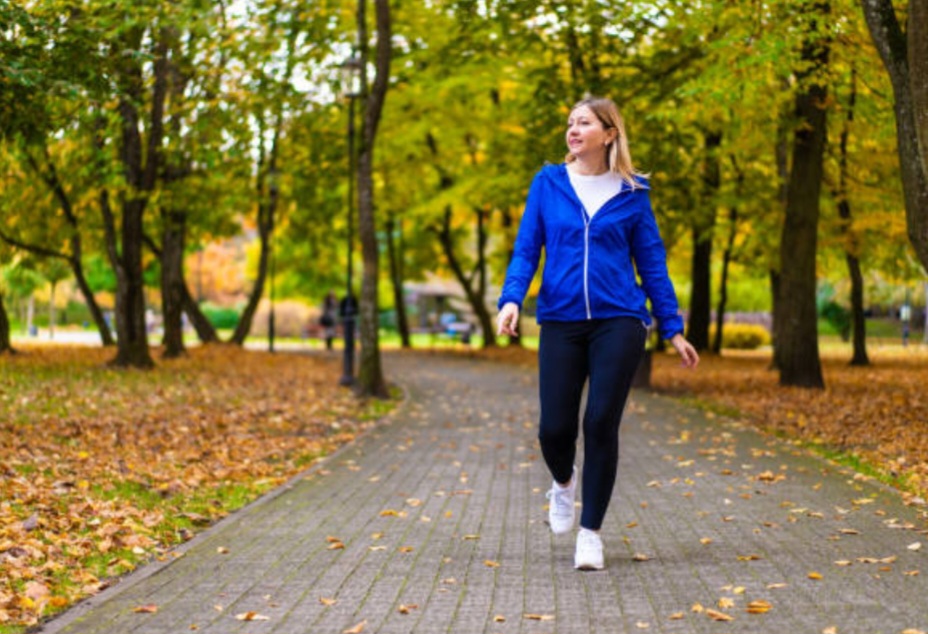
top-left (567, 167), bottom-right (623, 217)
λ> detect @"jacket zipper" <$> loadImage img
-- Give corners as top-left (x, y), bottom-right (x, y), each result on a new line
top-left (582, 207), bottom-right (592, 319)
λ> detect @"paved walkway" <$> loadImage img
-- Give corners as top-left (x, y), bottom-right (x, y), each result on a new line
top-left (41, 351), bottom-right (928, 634)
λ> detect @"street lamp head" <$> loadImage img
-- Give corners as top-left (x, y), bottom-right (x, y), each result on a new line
top-left (339, 55), bottom-right (363, 99)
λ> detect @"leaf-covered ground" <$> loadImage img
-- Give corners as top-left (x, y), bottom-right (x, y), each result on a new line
top-left (649, 347), bottom-right (928, 499)
top-left (0, 345), bottom-right (381, 630)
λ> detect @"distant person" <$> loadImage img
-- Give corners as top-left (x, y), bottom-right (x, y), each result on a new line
top-left (496, 96), bottom-right (699, 571)
top-left (320, 291), bottom-right (338, 350)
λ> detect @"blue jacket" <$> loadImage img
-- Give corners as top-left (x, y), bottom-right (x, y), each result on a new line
top-left (498, 163), bottom-right (684, 340)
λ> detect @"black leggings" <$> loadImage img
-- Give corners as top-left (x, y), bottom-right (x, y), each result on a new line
top-left (538, 317), bottom-right (647, 530)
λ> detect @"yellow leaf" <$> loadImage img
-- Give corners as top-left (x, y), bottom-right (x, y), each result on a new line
top-left (235, 612), bottom-right (270, 621)
top-left (397, 604), bottom-right (418, 614)
top-left (398, 546), bottom-right (414, 553)
top-left (808, 571), bottom-right (823, 580)
top-left (133, 604), bottom-right (158, 614)
top-left (706, 608), bottom-right (734, 622)
top-left (668, 612), bottom-right (684, 620)
top-left (523, 613), bottom-right (555, 621)
top-left (484, 559), bottom-right (500, 568)
top-left (380, 509), bottom-right (399, 517)
top-left (691, 603), bottom-right (705, 613)
top-left (319, 597), bottom-right (337, 606)
top-left (462, 534), bottom-right (480, 540)
top-left (493, 615), bottom-right (506, 622)
top-left (717, 598), bottom-right (735, 609)
top-left (746, 600), bottom-right (772, 614)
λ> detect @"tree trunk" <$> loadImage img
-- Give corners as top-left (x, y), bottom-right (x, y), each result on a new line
top-left (434, 207), bottom-right (497, 349)
top-left (355, 0), bottom-right (392, 399)
top-left (777, 3), bottom-right (829, 388)
top-left (835, 68), bottom-right (869, 366)
top-left (860, 0), bottom-right (928, 272)
top-left (474, 206), bottom-right (495, 348)
top-left (500, 208), bottom-right (522, 347)
top-left (108, 25), bottom-right (168, 369)
top-left (385, 214), bottom-right (411, 348)
top-left (0, 293), bottom-right (13, 354)
top-left (229, 176), bottom-right (275, 346)
top-left (687, 131), bottom-right (721, 351)
top-left (712, 206), bottom-right (738, 354)
top-left (182, 282), bottom-right (220, 343)
top-left (160, 209), bottom-right (187, 358)
top-left (770, 107), bottom-right (790, 371)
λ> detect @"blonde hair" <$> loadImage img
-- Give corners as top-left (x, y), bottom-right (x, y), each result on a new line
top-left (564, 97), bottom-right (646, 189)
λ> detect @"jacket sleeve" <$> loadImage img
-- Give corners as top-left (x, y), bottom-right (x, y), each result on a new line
top-left (498, 173), bottom-right (545, 310)
top-left (631, 192), bottom-right (685, 339)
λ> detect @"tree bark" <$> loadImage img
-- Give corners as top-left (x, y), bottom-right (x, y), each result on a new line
top-left (434, 207), bottom-right (497, 349)
top-left (770, 106), bottom-right (790, 371)
top-left (108, 25), bottom-right (169, 368)
top-left (355, 0), bottom-right (392, 399)
top-left (0, 293), bottom-right (13, 354)
top-left (182, 282), bottom-right (220, 343)
top-left (385, 214), bottom-right (411, 348)
top-left (777, 3), bottom-right (829, 388)
top-left (835, 68), bottom-right (869, 366)
top-left (713, 206), bottom-right (738, 354)
top-left (687, 131), bottom-right (721, 351)
top-left (159, 209), bottom-right (187, 357)
top-left (860, 0), bottom-right (928, 272)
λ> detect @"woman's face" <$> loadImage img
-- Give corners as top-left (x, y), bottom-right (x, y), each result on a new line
top-left (565, 105), bottom-right (615, 162)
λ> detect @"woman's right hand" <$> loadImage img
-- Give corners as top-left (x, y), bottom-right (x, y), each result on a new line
top-left (496, 302), bottom-right (520, 336)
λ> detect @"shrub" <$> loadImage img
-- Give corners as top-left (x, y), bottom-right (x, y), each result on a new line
top-left (710, 323), bottom-right (771, 350)
top-left (201, 304), bottom-right (240, 330)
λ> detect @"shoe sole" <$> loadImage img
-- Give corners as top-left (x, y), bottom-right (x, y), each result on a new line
top-left (575, 561), bottom-right (604, 571)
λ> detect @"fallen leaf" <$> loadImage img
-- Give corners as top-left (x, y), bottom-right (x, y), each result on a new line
top-left (235, 612), bottom-right (270, 621)
top-left (908, 542), bottom-right (922, 551)
top-left (706, 608), bottom-right (734, 622)
top-left (133, 604), bottom-right (158, 614)
top-left (462, 534), bottom-right (480, 541)
top-left (635, 621), bottom-right (650, 628)
top-left (319, 597), bottom-right (337, 606)
top-left (484, 560), bottom-right (500, 568)
top-left (343, 620), bottom-right (367, 634)
top-left (397, 604), bottom-right (418, 614)
top-left (808, 571), bottom-right (823, 580)
top-left (668, 612), bottom-right (685, 620)
top-left (632, 553), bottom-right (651, 562)
top-left (523, 613), bottom-right (555, 621)
top-left (493, 615), bottom-right (506, 622)
top-left (717, 598), bottom-right (735, 609)
top-left (746, 600), bottom-right (772, 614)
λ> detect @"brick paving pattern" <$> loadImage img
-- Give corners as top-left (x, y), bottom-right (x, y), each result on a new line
top-left (41, 351), bottom-right (928, 633)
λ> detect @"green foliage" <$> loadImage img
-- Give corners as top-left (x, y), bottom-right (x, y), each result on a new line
top-left (201, 304), bottom-right (240, 330)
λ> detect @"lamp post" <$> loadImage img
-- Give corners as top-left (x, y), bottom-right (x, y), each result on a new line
top-left (339, 52), bottom-right (362, 387)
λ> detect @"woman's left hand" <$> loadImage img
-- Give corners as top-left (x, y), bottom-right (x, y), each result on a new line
top-left (669, 333), bottom-right (700, 369)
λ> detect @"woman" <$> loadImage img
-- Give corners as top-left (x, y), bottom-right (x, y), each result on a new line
top-left (496, 96), bottom-right (699, 571)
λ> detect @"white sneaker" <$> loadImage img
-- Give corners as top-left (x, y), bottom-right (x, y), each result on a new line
top-left (574, 528), bottom-right (604, 570)
top-left (545, 466), bottom-right (577, 535)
